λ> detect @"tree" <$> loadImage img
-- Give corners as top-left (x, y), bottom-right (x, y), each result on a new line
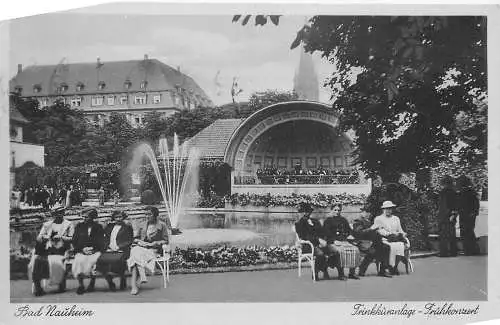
top-left (235, 16), bottom-right (487, 182)
top-left (245, 90), bottom-right (299, 117)
top-left (98, 113), bottom-right (139, 163)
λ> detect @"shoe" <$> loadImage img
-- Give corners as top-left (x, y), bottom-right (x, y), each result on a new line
top-left (76, 286), bottom-right (85, 295)
top-left (130, 287), bottom-right (139, 295)
top-left (87, 278), bottom-right (96, 292)
top-left (377, 272), bottom-right (393, 278)
top-left (57, 281), bottom-right (66, 293)
top-left (438, 254), bottom-right (450, 258)
top-left (358, 272), bottom-right (366, 277)
top-left (348, 274), bottom-right (360, 280)
top-left (323, 271), bottom-right (330, 280)
top-left (390, 268), bottom-right (400, 276)
top-left (338, 275), bottom-right (347, 281)
top-left (313, 272), bottom-right (319, 281)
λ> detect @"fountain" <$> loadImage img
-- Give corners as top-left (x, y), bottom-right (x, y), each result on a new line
top-left (131, 134), bottom-right (200, 233)
top-left (130, 134), bottom-right (264, 249)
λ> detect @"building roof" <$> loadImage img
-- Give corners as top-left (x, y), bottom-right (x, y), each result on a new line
top-left (10, 106), bottom-right (29, 124)
top-left (182, 119), bottom-right (243, 158)
top-left (10, 58), bottom-right (212, 106)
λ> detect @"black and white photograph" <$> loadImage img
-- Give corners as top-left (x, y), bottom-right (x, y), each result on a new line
top-left (2, 1), bottom-right (499, 324)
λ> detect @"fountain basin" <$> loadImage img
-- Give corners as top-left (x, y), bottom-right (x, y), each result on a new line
top-left (170, 228), bottom-right (262, 249)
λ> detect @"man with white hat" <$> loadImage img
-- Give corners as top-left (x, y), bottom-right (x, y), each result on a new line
top-left (371, 201), bottom-right (409, 276)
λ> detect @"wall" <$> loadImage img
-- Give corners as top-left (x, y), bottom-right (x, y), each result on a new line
top-left (231, 182), bottom-right (371, 196)
top-left (10, 141), bottom-right (44, 168)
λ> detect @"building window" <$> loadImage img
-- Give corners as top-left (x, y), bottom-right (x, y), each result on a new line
top-left (173, 94), bottom-right (180, 106)
top-left (71, 97), bottom-right (82, 107)
top-left (107, 96), bottom-right (115, 105)
top-left (92, 96), bottom-right (104, 106)
top-left (98, 81), bottom-right (106, 90)
top-left (140, 81), bottom-right (148, 89)
top-left (76, 82), bottom-right (85, 92)
top-left (120, 96), bottom-right (128, 105)
top-left (135, 117), bottom-right (140, 124)
top-left (39, 98), bottom-right (48, 107)
top-left (124, 80), bottom-right (132, 89)
top-left (33, 84), bottom-right (41, 93)
top-left (59, 83), bottom-right (68, 93)
top-left (153, 95), bottom-right (161, 104)
top-left (14, 86), bottom-right (23, 94)
top-left (134, 95), bottom-right (146, 105)
top-left (56, 97), bottom-right (65, 105)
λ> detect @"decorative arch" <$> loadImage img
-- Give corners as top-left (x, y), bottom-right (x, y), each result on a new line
top-left (224, 101), bottom-right (340, 172)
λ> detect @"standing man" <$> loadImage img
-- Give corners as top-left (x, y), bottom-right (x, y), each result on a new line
top-left (294, 202), bottom-right (329, 281)
top-left (456, 175), bottom-right (480, 256)
top-left (72, 208), bottom-right (105, 295)
top-left (437, 175), bottom-right (458, 257)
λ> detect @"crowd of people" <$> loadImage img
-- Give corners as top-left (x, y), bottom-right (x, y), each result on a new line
top-left (10, 184), bottom-right (86, 210)
top-left (295, 201), bottom-right (409, 281)
top-left (29, 206), bottom-right (170, 297)
top-left (256, 164), bottom-right (360, 185)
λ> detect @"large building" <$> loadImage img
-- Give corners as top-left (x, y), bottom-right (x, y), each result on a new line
top-left (9, 55), bottom-right (213, 127)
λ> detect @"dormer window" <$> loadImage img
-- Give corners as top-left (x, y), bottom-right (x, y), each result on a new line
top-left (14, 86), bottom-right (23, 94)
top-left (140, 81), bottom-right (148, 89)
top-left (98, 81), bottom-right (106, 90)
top-left (33, 84), bottom-right (41, 93)
top-left (59, 83), bottom-right (68, 93)
top-left (124, 80), bottom-right (132, 89)
top-left (76, 82), bottom-right (85, 92)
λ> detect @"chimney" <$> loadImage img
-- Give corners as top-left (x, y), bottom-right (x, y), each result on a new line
top-left (17, 64), bottom-right (22, 74)
top-left (177, 66), bottom-right (181, 72)
top-left (144, 54), bottom-right (149, 60)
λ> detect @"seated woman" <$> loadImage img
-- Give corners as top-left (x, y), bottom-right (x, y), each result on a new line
top-left (294, 202), bottom-right (329, 281)
top-left (96, 211), bottom-right (134, 291)
top-left (127, 206), bottom-right (169, 295)
top-left (370, 201), bottom-right (410, 276)
top-left (323, 204), bottom-right (361, 280)
top-left (72, 208), bottom-right (105, 295)
top-left (29, 207), bottom-right (73, 296)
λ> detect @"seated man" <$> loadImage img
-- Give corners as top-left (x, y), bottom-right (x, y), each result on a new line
top-left (96, 211), bottom-right (134, 291)
top-left (294, 202), bottom-right (329, 281)
top-left (72, 208), bottom-right (105, 295)
top-left (370, 201), bottom-right (410, 276)
top-left (323, 204), bottom-right (361, 280)
top-left (29, 207), bottom-right (73, 296)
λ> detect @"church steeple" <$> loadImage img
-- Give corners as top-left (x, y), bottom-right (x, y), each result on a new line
top-left (293, 47), bottom-right (319, 101)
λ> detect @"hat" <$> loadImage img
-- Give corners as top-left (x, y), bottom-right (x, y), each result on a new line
top-left (381, 201), bottom-right (397, 209)
top-left (51, 206), bottom-right (66, 216)
top-left (298, 202), bottom-right (314, 213)
top-left (82, 208), bottom-right (98, 219)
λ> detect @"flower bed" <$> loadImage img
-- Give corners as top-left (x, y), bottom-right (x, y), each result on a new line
top-left (225, 192), bottom-right (367, 208)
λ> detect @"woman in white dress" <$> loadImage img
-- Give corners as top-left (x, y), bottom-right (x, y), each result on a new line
top-left (127, 206), bottom-right (169, 295)
top-left (371, 201), bottom-right (410, 275)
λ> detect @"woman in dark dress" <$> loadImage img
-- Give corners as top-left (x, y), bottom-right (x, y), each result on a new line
top-left (437, 175), bottom-right (458, 257)
top-left (323, 204), bottom-right (361, 280)
top-left (96, 211), bottom-right (134, 291)
top-left (456, 175), bottom-right (480, 256)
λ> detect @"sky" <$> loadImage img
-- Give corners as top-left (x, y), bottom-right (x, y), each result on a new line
top-left (8, 7), bottom-right (338, 105)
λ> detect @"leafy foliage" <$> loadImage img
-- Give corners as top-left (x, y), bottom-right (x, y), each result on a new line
top-left (235, 16), bottom-right (487, 182)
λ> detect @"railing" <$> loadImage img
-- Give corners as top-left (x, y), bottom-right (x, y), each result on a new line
top-left (234, 174), bottom-right (364, 185)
